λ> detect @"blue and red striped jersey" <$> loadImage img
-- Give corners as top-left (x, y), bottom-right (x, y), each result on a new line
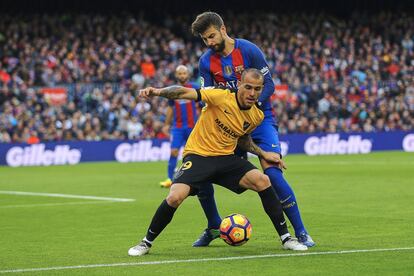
top-left (168, 83), bottom-right (200, 129)
top-left (199, 39), bottom-right (275, 125)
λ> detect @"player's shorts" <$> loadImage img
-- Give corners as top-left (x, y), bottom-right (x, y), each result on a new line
top-left (170, 127), bottom-right (193, 149)
top-left (234, 122), bottom-right (281, 160)
top-left (172, 154), bottom-right (257, 195)
top-left (251, 122), bottom-right (281, 154)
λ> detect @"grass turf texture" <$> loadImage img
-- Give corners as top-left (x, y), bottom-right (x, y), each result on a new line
top-left (0, 151), bottom-right (413, 275)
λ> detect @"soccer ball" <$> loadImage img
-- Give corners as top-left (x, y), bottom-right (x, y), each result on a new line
top-left (219, 213), bottom-right (252, 246)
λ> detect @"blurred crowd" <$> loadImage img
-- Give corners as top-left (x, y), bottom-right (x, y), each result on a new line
top-left (0, 12), bottom-right (413, 143)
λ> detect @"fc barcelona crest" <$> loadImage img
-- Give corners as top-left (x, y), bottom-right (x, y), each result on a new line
top-left (243, 121), bottom-right (251, 131)
top-left (224, 65), bottom-right (233, 76)
top-left (235, 65), bottom-right (244, 74)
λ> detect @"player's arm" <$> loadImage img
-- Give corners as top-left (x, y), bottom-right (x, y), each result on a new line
top-left (237, 134), bottom-right (286, 170)
top-left (139, 86), bottom-right (200, 101)
top-left (162, 105), bottom-right (173, 134)
top-left (248, 42), bottom-right (275, 105)
top-left (165, 106), bottom-right (173, 126)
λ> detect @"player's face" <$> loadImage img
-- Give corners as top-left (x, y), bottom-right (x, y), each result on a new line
top-left (238, 74), bottom-right (263, 109)
top-left (200, 25), bottom-right (225, 53)
top-left (175, 68), bottom-right (190, 84)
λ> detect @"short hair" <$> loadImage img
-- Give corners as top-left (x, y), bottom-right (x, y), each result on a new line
top-left (191, 12), bottom-right (224, 35)
top-left (175, 65), bottom-right (188, 73)
top-left (241, 68), bottom-right (264, 83)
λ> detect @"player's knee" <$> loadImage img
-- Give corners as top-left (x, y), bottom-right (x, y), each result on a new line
top-left (170, 149), bottom-right (179, 157)
top-left (166, 193), bottom-right (185, 208)
top-left (254, 174), bottom-right (271, 191)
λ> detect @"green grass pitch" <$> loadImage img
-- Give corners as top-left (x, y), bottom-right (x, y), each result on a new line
top-left (0, 151), bottom-right (413, 275)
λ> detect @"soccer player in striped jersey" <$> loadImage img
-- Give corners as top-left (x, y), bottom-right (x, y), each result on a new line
top-left (190, 12), bottom-right (315, 247)
top-left (159, 65), bottom-right (200, 188)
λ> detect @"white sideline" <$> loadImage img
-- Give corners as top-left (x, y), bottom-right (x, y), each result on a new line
top-left (0, 247), bottom-right (413, 274)
top-left (0, 191), bottom-right (135, 202)
top-left (0, 201), bottom-right (118, 208)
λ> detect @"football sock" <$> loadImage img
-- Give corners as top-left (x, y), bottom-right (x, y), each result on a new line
top-left (280, 233), bottom-right (291, 243)
top-left (197, 184), bottom-right (222, 229)
top-left (167, 155), bottom-right (178, 180)
top-left (258, 186), bottom-right (289, 237)
top-left (142, 237), bottom-right (152, 247)
top-left (264, 167), bottom-right (307, 236)
top-left (145, 200), bottom-right (177, 242)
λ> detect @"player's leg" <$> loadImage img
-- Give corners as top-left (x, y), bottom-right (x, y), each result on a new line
top-left (197, 184), bottom-right (221, 229)
top-left (192, 183), bottom-right (222, 246)
top-left (190, 124), bottom-right (221, 246)
top-left (160, 128), bottom-right (183, 188)
top-left (239, 169), bottom-right (291, 240)
top-left (262, 164), bottom-right (314, 246)
top-left (251, 123), bottom-right (315, 247)
top-left (216, 156), bottom-right (307, 251)
top-left (128, 183), bottom-right (191, 256)
top-left (192, 147), bottom-right (248, 246)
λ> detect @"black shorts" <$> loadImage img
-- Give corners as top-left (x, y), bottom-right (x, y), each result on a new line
top-left (172, 154), bottom-right (257, 195)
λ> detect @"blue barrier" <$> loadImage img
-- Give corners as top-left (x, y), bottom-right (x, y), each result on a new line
top-left (278, 131), bottom-right (414, 156)
top-left (1, 131), bottom-right (413, 167)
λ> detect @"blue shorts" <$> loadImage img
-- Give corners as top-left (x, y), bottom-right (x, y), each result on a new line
top-left (171, 127), bottom-right (193, 149)
top-left (234, 122), bottom-right (281, 158)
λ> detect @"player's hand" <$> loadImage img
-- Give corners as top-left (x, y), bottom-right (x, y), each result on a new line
top-left (261, 152), bottom-right (287, 170)
top-left (139, 87), bottom-right (160, 99)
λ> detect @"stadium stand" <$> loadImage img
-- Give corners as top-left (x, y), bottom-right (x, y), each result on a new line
top-left (0, 12), bottom-right (413, 142)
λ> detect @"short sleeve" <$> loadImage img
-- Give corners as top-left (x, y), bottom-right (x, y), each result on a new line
top-left (199, 87), bottom-right (228, 106)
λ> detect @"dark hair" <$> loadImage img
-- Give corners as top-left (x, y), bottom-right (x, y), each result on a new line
top-left (241, 68), bottom-right (264, 82)
top-left (191, 11), bottom-right (224, 35)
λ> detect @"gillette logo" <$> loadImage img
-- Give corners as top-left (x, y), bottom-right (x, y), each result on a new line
top-left (402, 134), bottom-right (414, 152)
top-left (115, 141), bottom-right (173, 162)
top-left (304, 134), bottom-right (372, 155)
top-left (6, 144), bottom-right (81, 167)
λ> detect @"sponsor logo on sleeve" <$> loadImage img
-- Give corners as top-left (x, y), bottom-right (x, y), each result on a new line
top-left (260, 66), bottom-right (270, 76)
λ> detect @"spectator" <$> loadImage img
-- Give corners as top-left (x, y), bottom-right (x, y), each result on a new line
top-left (0, 12), bottom-right (412, 142)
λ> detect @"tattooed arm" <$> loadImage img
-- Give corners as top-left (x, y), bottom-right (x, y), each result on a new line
top-left (139, 86), bottom-right (199, 100)
top-left (237, 135), bottom-right (287, 169)
top-left (237, 134), bottom-right (265, 157)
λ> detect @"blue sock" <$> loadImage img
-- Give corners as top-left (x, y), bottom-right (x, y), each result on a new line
top-left (167, 155), bottom-right (178, 179)
top-left (264, 167), bottom-right (307, 236)
top-left (197, 184), bottom-right (222, 229)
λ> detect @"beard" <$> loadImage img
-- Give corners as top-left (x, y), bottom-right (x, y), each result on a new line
top-left (209, 39), bottom-right (225, 53)
top-left (177, 77), bottom-right (188, 84)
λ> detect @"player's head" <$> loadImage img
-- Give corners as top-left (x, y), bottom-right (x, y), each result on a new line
top-left (175, 65), bottom-right (190, 85)
top-left (237, 69), bottom-right (264, 109)
top-left (191, 12), bottom-right (226, 53)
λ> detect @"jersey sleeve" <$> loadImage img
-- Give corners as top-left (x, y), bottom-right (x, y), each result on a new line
top-left (190, 82), bottom-right (204, 107)
top-left (199, 88), bottom-right (227, 106)
top-left (199, 55), bottom-right (214, 88)
top-left (246, 41), bottom-right (275, 104)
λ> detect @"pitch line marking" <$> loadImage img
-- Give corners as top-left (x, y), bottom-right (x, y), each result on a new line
top-left (0, 191), bottom-right (135, 202)
top-left (1, 247), bottom-right (413, 273)
top-left (0, 201), bottom-right (118, 208)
